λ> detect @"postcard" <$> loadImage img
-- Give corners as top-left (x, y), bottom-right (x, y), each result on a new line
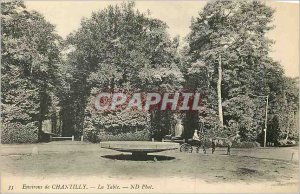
top-left (1, 0), bottom-right (299, 193)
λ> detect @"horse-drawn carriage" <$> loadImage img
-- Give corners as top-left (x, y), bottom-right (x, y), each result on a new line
top-left (162, 120), bottom-right (240, 155)
top-left (162, 135), bottom-right (208, 153)
top-left (162, 120), bottom-right (209, 154)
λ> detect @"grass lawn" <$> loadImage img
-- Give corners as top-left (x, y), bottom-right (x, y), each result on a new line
top-left (1, 141), bottom-right (299, 193)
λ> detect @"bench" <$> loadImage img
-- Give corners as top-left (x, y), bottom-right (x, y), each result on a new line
top-left (51, 136), bottom-right (74, 141)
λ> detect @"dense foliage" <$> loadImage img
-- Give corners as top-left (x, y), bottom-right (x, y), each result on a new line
top-left (63, 2), bottom-right (183, 140)
top-left (1, 1), bottom-right (298, 145)
top-left (185, 0), bottom-right (299, 144)
top-left (1, 1), bottom-right (62, 143)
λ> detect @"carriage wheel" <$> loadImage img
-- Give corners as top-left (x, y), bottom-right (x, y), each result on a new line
top-left (180, 143), bottom-right (193, 153)
top-left (179, 143), bottom-right (187, 152)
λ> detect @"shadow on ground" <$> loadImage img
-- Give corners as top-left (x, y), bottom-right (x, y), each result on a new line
top-left (101, 154), bottom-right (175, 161)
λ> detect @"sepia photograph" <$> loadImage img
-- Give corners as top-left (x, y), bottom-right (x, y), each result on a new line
top-left (1, 0), bottom-right (299, 193)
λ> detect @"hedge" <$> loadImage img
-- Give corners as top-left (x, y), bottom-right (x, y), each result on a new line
top-left (84, 129), bottom-right (151, 143)
top-left (1, 122), bottom-right (39, 144)
top-left (83, 129), bottom-right (99, 143)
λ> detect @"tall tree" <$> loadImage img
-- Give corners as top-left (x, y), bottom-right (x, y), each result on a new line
top-left (64, 2), bottom-right (182, 139)
top-left (186, 0), bottom-right (290, 141)
top-left (1, 1), bottom-right (62, 142)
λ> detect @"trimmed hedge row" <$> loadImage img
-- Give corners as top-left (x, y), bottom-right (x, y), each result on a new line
top-left (100, 130), bottom-right (151, 141)
top-left (84, 129), bottom-right (151, 143)
top-left (1, 122), bottom-right (39, 144)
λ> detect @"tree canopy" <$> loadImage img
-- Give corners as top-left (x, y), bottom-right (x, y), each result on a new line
top-left (1, 0), bottom-right (298, 145)
top-left (1, 1), bottom-right (62, 143)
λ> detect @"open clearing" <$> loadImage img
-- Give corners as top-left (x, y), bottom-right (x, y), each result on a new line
top-left (1, 141), bottom-right (298, 193)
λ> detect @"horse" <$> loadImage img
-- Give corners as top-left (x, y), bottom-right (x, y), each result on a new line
top-left (211, 133), bottom-right (240, 155)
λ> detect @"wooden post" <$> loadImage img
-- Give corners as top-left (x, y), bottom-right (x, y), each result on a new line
top-left (72, 135), bottom-right (74, 141)
top-left (249, 94), bottom-right (269, 148)
top-left (81, 135), bottom-right (83, 142)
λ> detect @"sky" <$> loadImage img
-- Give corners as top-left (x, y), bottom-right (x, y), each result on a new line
top-left (25, 1), bottom-right (299, 78)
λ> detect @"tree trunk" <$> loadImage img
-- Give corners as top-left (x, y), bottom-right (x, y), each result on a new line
top-left (38, 83), bottom-right (48, 141)
top-left (217, 54), bottom-right (223, 128)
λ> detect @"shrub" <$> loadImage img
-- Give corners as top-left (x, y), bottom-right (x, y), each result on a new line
top-left (83, 104), bottom-right (152, 142)
top-left (83, 129), bottom-right (100, 143)
top-left (99, 130), bottom-right (151, 141)
top-left (1, 122), bottom-right (39, 144)
top-left (278, 139), bottom-right (298, 147)
top-left (83, 129), bottom-right (151, 143)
